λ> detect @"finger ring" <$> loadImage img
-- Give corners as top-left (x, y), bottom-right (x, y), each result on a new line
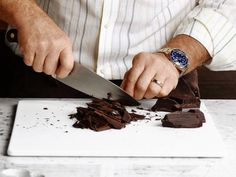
top-left (152, 79), bottom-right (163, 88)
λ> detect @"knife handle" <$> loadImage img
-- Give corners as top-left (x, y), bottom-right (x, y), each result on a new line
top-left (6, 29), bottom-right (18, 43)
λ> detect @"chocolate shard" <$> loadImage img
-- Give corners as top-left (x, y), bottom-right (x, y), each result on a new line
top-left (129, 113), bottom-right (145, 121)
top-left (151, 97), bottom-right (181, 112)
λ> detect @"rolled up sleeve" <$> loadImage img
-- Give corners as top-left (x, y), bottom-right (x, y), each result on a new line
top-left (175, 0), bottom-right (236, 71)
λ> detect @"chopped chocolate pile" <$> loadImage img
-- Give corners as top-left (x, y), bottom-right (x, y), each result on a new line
top-left (69, 98), bottom-right (145, 131)
top-left (161, 109), bottom-right (205, 128)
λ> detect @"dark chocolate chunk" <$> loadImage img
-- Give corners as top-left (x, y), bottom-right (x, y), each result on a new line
top-left (151, 97), bottom-right (181, 112)
top-left (161, 110), bottom-right (205, 128)
top-left (129, 113), bottom-right (145, 121)
top-left (188, 109), bottom-right (206, 123)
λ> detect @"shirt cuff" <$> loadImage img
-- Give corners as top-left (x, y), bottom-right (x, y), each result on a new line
top-left (174, 6), bottom-right (236, 71)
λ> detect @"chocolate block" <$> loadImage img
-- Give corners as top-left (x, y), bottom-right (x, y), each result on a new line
top-left (188, 109), bottom-right (206, 123)
top-left (161, 110), bottom-right (205, 128)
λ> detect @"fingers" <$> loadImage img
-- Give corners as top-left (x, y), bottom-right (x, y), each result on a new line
top-left (33, 47), bottom-right (47, 72)
top-left (144, 76), bottom-right (177, 99)
top-left (121, 54), bottom-right (145, 96)
top-left (56, 46), bottom-right (74, 78)
top-left (43, 51), bottom-right (60, 75)
top-left (121, 67), bottom-right (144, 96)
top-left (21, 45), bottom-right (73, 77)
top-left (143, 79), bottom-right (164, 99)
top-left (16, 16), bottom-right (74, 78)
top-left (23, 49), bottom-right (34, 66)
top-left (156, 77), bottom-right (177, 97)
top-left (122, 52), bottom-right (179, 99)
top-left (133, 68), bottom-right (160, 99)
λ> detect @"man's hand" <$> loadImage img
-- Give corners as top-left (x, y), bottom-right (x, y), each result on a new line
top-left (0, 0), bottom-right (74, 78)
top-left (121, 52), bottom-right (179, 100)
top-left (18, 14), bottom-right (74, 78)
top-left (121, 35), bottom-right (211, 100)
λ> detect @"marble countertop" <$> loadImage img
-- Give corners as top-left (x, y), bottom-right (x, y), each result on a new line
top-left (0, 98), bottom-right (236, 177)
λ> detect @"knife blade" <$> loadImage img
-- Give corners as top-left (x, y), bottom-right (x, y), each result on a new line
top-left (57, 63), bottom-right (140, 106)
top-left (6, 29), bottom-right (140, 106)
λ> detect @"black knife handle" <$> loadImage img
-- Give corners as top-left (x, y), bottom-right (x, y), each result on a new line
top-left (6, 28), bottom-right (18, 43)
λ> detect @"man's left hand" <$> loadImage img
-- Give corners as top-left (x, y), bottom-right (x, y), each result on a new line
top-left (121, 52), bottom-right (179, 100)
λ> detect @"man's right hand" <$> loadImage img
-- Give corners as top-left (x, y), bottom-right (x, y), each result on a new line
top-left (0, 0), bottom-right (74, 78)
top-left (18, 13), bottom-right (74, 78)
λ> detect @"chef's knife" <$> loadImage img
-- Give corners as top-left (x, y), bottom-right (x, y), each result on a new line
top-left (6, 29), bottom-right (140, 106)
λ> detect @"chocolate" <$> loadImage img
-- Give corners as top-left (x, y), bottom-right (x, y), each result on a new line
top-left (162, 109), bottom-right (205, 128)
top-left (151, 70), bottom-right (206, 128)
top-left (188, 109), bottom-right (206, 123)
top-left (70, 98), bottom-right (145, 131)
top-left (151, 97), bottom-right (181, 112)
top-left (70, 70), bottom-right (205, 130)
top-left (152, 70), bottom-right (201, 112)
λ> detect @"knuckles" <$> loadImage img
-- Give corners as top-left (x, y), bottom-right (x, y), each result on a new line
top-left (32, 65), bottom-right (43, 73)
top-left (135, 82), bottom-right (147, 93)
top-left (158, 89), bottom-right (169, 97)
top-left (62, 60), bottom-right (74, 72)
top-left (132, 52), bottom-right (150, 65)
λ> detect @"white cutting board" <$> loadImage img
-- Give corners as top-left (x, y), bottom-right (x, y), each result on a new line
top-left (7, 99), bottom-right (225, 157)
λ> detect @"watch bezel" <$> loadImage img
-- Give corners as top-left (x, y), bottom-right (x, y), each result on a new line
top-left (170, 48), bottom-right (188, 70)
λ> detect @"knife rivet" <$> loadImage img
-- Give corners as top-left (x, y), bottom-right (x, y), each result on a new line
top-left (10, 33), bottom-right (15, 39)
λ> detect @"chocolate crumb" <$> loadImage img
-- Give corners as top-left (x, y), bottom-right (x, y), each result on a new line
top-left (137, 107), bottom-right (144, 110)
top-left (131, 109), bottom-right (137, 113)
top-left (107, 92), bottom-right (112, 100)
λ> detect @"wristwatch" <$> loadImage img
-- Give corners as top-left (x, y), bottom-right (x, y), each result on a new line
top-left (158, 48), bottom-right (189, 77)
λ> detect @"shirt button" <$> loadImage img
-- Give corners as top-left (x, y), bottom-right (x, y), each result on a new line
top-left (104, 21), bottom-right (114, 29)
top-left (104, 24), bottom-right (109, 29)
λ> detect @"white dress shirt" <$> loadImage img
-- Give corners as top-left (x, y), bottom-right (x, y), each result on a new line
top-left (6, 0), bottom-right (236, 79)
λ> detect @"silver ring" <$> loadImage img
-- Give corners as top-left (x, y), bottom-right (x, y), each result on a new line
top-left (152, 79), bottom-right (163, 88)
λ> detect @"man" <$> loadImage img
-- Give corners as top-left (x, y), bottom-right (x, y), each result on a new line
top-left (0, 0), bottom-right (236, 99)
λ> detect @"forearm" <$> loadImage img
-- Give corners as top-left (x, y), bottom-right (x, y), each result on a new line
top-left (162, 34), bottom-right (211, 74)
top-left (0, 0), bottom-right (45, 29)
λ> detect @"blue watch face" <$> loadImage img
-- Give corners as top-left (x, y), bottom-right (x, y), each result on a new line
top-left (170, 49), bottom-right (188, 68)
